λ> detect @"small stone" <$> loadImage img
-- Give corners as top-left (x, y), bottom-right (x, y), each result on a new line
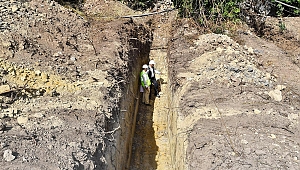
top-left (35, 70), bottom-right (42, 76)
top-left (294, 156), bottom-right (298, 161)
top-left (216, 47), bottom-right (223, 52)
top-left (255, 150), bottom-right (266, 155)
top-left (269, 134), bottom-right (276, 139)
top-left (254, 109), bottom-right (261, 114)
top-left (276, 85), bottom-right (286, 91)
top-left (248, 47), bottom-right (254, 54)
top-left (17, 115), bottom-right (28, 124)
top-left (53, 52), bottom-right (62, 57)
top-left (265, 73), bottom-right (271, 80)
top-left (33, 112), bottom-right (44, 118)
top-left (22, 156), bottom-right (27, 162)
top-left (208, 67), bottom-right (215, 70)
top-left (70, 56), bottom-right (77, 61)
top-left (288, 113), bottom-right (298, 120)
top-left (41, 73), bottom-right (49, 82)
top-left (3, 149), bottom-right (15, 162)
top-left (248, 67), bottom-right (253, 72)
top-left (241, 139), bottom-right (248, 144)
top-left (268, 89), bottom-right (282, 101)
top-left (47, 145), bottom-right (53, 150)
top-left (0, 85), bottom-right (10, 94)
top-left (20, 76), bottom-right (27, 81)
top-left (11, 5), bottom-right (19, 12)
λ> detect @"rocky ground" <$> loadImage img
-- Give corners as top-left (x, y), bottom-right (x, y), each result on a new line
top-left (0, 0), bottom-right (300, 169)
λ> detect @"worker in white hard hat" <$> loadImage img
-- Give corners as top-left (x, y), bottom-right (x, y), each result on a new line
top-left (140, 64), bottom-right (151, 105)
top-left (147, 60), bottom-right (161, 98)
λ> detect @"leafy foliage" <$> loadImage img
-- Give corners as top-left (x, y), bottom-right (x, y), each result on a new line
top-left (54, 0), bottom-right (85, 10)
top-left (270, 0), bottom-right (300, 16)
top-left (119, 0), bottom-right (155, 10)
top-left (178, 1), bottom-right (240, 18)
top-left (173, 0), bottom-right (243, 25)
top-left (173, 0), bottom-right (299, 24)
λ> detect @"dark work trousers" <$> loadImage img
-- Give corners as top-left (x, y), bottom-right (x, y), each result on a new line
top-left (151, 77), bottom-right (159, 96)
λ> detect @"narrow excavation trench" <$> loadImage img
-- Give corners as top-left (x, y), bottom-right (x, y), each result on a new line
top-left (129, 12), bottom-right (181, 170)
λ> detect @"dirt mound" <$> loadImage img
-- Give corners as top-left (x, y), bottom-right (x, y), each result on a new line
top-left (83, 0), bottom-right (138, 19)
top-left (0, 0), bottom-right (152, 169)
top-left (169, 18), bottom-right (300, 169)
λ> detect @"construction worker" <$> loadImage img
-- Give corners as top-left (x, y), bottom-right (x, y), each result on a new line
top-left (148, 60), bottom-right (161, 98)
top-left (141, 64), bottom-right (151, 105)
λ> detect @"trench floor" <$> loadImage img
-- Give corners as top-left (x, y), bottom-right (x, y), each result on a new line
top-left (129, 50), bottom-right (171, 170)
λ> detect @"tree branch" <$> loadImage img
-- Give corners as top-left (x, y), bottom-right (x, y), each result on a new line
top-left (273, 0), bottom-right (299, 10)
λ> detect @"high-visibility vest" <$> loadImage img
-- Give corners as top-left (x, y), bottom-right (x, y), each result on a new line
top-left (140, 70), bottom-right (151, 87)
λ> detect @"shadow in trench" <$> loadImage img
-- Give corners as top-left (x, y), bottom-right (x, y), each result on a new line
top-left (129, 85), bottom-right (159, 170)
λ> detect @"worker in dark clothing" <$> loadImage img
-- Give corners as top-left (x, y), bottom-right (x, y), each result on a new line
top-left (147, 60), bottom-right (161, 98)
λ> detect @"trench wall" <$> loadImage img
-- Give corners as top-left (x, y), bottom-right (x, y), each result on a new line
top-left (169, 93), bottom-right (187, 169)
top-left (167, 63), bottom-right (186, 170)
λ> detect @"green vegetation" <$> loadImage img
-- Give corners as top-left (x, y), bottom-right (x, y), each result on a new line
top-left (119, 0), bottom-right (154, 10)
top-left (174, 0), bottom-right (243, 23)
top-left (172, 0), bottom-right (299, 26)
top-left (54, 0), bottom-right (85, 10)
top-left (278, 20), bottom-right (286, 32)
top-left (270, 0), bottom-right (300, 16)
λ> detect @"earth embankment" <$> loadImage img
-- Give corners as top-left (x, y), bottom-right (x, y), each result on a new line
top-left (0, 0), bottom-right (152, 169)
top-left (168, 18), bottom-right (300, 169)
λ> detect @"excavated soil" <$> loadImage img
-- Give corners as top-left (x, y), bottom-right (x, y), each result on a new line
top-left (0, 0), bottom-right (151, 169)
top-left (169, 17), bottom-right (300, 169)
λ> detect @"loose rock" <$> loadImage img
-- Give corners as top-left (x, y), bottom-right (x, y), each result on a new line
top-left (0, 85), bottom-right (10, 94)
top-left (17, 115), bottom-right (28, 124)
top-left (3, 149), bottom-right (15, 162)
top-left (268, 89), bottom-right (282, 101)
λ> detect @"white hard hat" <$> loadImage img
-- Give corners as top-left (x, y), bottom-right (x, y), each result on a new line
top-left (142, 64), bottom-right (148, 69)
top-left (149, 60), bottom-right (155, 65)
